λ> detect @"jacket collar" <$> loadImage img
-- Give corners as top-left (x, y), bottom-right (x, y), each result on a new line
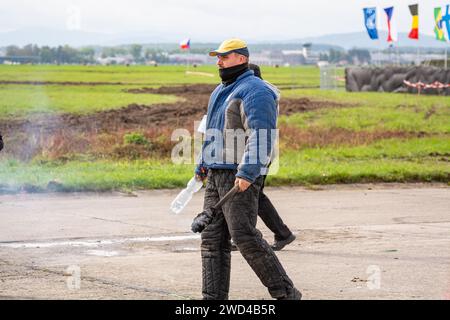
top-left (219, 70), bottom-right (253, 90)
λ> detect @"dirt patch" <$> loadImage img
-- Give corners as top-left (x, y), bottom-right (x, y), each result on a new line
top-left (281, 97), bottom-right (348, 115)
top-left (0, 84), bottom-right (348, 136)
top-left (124, 85), bottom-right (349, 115)
top-left (0, 84), bottom-right (351, 160)
top-left (0, 80), bottom-right (131, 86)
top-left (279, 126), bottom-right (430, 150)
top-left (125, 84), bottom-right (217, 95)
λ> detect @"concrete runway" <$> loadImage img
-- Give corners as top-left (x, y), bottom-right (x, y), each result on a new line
top-left (0, 183), bottom-right (449, 300)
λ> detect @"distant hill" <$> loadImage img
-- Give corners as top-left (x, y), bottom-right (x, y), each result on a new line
top-left (0, 28), bottom-right (115, 47)
top-left (0, 28), bottom-right (170, 47)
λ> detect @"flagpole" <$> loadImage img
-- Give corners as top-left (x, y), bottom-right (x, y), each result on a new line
top-left (390, 44), bottom-right (393, 66)
top-left (180, 38), bottom-right (191, 75)
top-left (186, 49), bottom-right (189, 74)
top-left (396, 44), bottom-right (400, 66)
top-left (417, 46), bottom-right (420, 66)
top-left (445, 47), bottom-right (448, 70)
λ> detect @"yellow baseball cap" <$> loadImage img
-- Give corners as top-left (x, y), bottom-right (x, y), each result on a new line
top-left (209, 38), bottom-right (249, 57)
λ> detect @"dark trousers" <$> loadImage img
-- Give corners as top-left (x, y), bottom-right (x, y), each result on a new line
top-left (259, 177), bottom-right (292, 241)
top-left (201, 169), bottom-right (294, 300)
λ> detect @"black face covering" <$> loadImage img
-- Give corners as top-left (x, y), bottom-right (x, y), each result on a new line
top-left (219, 62), bottom-right (249, 86)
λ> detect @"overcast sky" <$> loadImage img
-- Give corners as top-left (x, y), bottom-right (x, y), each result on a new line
top-left (0, 0), bottom-right (448, 41)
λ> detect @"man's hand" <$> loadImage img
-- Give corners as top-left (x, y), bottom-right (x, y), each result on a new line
top-left (195, 166), bottom-right (208, 182)
top-left (235, 177), bottom-right (251, 192)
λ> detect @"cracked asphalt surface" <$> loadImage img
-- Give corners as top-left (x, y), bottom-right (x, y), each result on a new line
top-left (0, 184), bottom-right (449, 300)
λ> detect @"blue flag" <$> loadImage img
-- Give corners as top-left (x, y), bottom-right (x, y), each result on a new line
top-left (443, 5), bottom-right (450, 40)
top-left (363, 7), bottom-right (379, 40)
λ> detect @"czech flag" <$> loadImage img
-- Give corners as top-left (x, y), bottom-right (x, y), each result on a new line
top-left (180, 38), bottom-right (190, 50)
top-left (408, 4), bottom-right (419, 40)
top-left (384, 7), bottom-right (395, 42)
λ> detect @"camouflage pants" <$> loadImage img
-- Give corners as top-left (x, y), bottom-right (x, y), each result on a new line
top-left (201, 169), bottom-right (294, 300)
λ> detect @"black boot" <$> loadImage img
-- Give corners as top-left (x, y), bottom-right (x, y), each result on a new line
top-left (271, 233), bottom-right (296, 251)
top-left (277, 287), bottom-right (302, 300)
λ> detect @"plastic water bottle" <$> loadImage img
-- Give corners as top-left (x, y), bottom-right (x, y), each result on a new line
top-left (170, 177), bottom-right (203, 214)
top-left (197, 114), bottom-right (207, 134)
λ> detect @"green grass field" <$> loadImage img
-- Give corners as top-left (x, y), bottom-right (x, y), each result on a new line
top-left (280, 90), bottom-right (449, 133)
top-left (1, 136), bottom-right (448, 193)
top-left (0, 65), bottom-right (325, 86)
top-left (0, 65), bottom-right (329, 118)
top-left (0, 65), bottom-right (448, 193)
top-left (0, 84), bottom-right (179, 117)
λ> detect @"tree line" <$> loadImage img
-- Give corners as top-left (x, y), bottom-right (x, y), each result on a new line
top-left (4, 44), bottom-right (96, 64)
top-left (3, 44), bottom-right (173, 64)
top-left (3, 44), bottom-right (373, 65)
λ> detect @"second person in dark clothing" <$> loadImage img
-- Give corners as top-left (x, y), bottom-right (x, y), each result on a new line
top-left (231, 63), bottom-right (296, 252)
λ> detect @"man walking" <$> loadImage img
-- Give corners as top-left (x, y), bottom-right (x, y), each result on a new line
top-left (194, 38), bottom-right (301, 300)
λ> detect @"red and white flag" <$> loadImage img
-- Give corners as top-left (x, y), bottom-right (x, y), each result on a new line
top-left (180, 38), bottom-right (190, 50)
